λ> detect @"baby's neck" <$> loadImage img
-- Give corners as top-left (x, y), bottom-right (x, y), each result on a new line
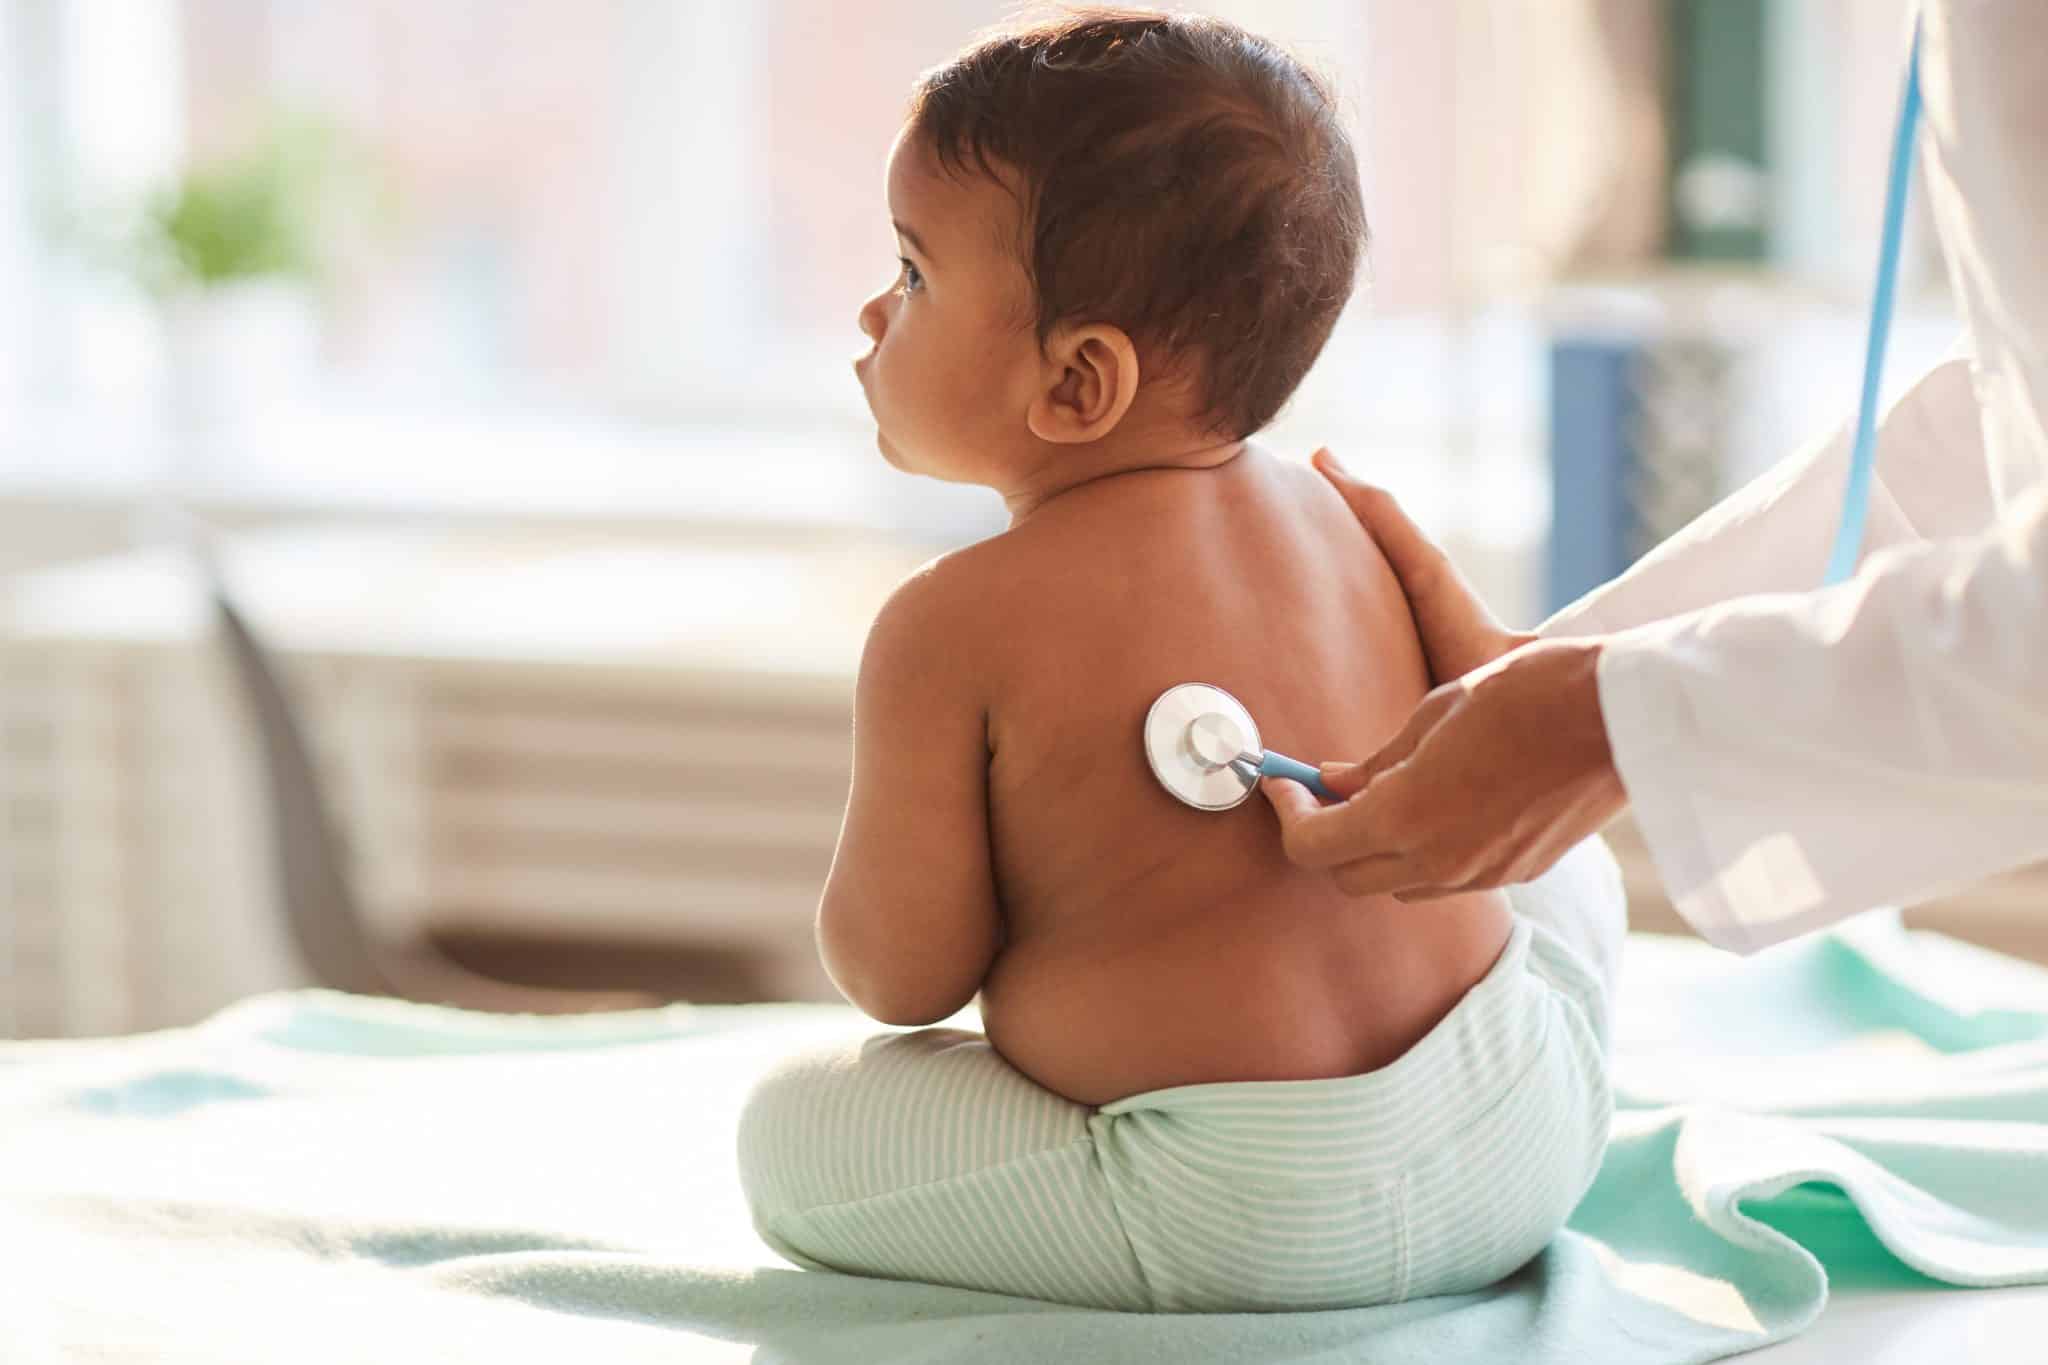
top-left (1001, 435), bottom-right (1248, 525)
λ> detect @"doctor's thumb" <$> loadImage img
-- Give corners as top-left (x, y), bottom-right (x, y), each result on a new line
top-left (1318, 761), bottom-right (1370, 799)
top-left (1259, 774), bottom-right (1320, 826)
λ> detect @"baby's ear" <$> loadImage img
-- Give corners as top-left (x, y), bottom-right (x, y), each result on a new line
top-left (1027, 323), bottom-right (1139, 445)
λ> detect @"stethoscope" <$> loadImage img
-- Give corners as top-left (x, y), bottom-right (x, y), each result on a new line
top-left (1144, 682), bottom-right (1334, 811)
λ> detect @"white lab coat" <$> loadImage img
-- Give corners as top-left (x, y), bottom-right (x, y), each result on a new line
top-left (1539, 0), bottom-right (2048, 953)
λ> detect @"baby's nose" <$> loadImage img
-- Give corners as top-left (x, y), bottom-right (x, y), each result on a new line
top-left (857, 291), bottom-right (888, 345)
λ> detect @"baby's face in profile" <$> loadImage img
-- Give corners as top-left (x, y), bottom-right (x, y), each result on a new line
top-left (854, 132), bottom-right (1044, 485)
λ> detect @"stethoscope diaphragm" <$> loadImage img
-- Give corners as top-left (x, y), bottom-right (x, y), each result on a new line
top-left (1145, 682), bottom-right (1265, 811)
top-left (1144, 682), bottom-right (1336, 811)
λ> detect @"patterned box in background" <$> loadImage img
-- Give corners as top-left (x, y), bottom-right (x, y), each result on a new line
top-left (1547, 330), bottom-right (1733, 615)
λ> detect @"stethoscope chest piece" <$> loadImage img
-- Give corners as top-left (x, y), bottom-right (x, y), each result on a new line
top-left (1145, 682), bottom-right (1265, 811)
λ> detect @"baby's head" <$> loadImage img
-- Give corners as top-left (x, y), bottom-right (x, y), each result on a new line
top-left (853, 8), bottom-right (1364, 497)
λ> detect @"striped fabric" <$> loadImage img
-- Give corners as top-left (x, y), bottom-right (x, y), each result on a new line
top-left (738, 838), bottom-right (1624, 1313)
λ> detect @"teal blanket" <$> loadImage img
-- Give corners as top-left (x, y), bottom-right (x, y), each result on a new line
top-left (5, 913), bottom-right (2048, 1363)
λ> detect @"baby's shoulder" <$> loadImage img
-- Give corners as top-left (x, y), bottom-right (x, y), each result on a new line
top-left (894, 525), bottom-right (1062, 612)
top-left (863, 528), bottom-right (1087, 677)
top-left (859, 542), bottom-right (1009, 676)
top-left (882, 537), bottom-right (1017, 615)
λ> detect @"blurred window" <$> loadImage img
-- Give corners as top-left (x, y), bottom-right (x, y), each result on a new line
top-left (4, 1), bottom-right (1390, 427)
top-left (0, 0), bottom-right (1935, 576)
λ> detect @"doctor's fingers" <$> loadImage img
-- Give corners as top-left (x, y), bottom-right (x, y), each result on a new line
top-left (1272, 762), bottom-right (1431, 872)
top-left (1267, 777), bottom-right (1374, 869)
top-left (1345, 843), bottom-right (1499, 901)
top-left (1391, 876), bottom-right (1518, 905)
top-left (1310, 449), bottom-right (1452, 603)
top-left (1339, 683), bottom-right (1464, 793)
top-left (1260, 773), bottom-right (1325, 829)
top-left (1387, 821), bottom-right (1594, 903)
top-left (1326, 823), bottom-right (1480, 898)
top-left (1310, 451), bottom-right (1522, 683)
top-left (1318, 762), bottom-right (1371, 800)
top-left (1327, 856), bottom-right (1420, 900)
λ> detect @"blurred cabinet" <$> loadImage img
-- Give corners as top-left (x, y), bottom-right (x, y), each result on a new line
top-left (0, 526), bottom-right (921, 1037)
top-left (1667, 0), bottom-right (1770, 262)
top-left (1546, 321), bottom-right (1732, 614)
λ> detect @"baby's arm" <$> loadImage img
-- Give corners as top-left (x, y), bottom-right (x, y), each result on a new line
top-left (817, 565), bottom-right (1001, 1026)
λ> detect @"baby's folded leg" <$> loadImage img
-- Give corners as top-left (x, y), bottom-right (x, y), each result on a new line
top-left (736, 1027), bottom-right (1153, 1310)
top-left (1503, 835), bottom-right (1627, 1047)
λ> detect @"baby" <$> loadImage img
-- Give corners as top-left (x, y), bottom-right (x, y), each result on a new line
top-left (739, 10), bottom-right (1624, 1313)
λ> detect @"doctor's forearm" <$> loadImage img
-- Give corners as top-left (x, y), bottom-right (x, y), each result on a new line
top-left (1596, 484), bottom-right (2048, 952)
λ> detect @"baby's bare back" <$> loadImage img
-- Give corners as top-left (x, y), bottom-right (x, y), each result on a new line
top-left (962, 448), bottom-right (1512, 1105)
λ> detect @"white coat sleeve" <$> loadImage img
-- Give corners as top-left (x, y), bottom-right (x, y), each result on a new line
top-left (1597, 483), bottom-right (2048, 952)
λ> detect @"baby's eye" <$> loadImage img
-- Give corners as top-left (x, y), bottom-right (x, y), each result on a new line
top-left (897, 257), bottom-right (924, 295)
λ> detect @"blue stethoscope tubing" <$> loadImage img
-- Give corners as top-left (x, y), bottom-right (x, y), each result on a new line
top-left (1826, 16), bottom-right (1924, 586)
top-left (1257, 751), bottom-right (1336, 801)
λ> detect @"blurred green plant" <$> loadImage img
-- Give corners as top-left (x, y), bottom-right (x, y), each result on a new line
top-left (63, 113), bottom-right (383, 299)
top-left (145, 140), bottom-right (318, 287)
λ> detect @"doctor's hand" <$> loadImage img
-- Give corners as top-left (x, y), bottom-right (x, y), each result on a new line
top-left (1263, 638), bottom-right (1627, 901)
top-left (1308, 448), bottom-right (1533, 684)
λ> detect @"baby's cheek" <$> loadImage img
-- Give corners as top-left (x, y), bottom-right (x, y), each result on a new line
top-left (945, 333), bottom-right (1033, 442)
top-left (909, 349), bottom-right (979, 444)
top-left (879, 340), bottom-right (969, 465)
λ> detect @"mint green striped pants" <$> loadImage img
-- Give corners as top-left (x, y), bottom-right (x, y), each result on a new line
top-left (737, 838), bottom-right (1623, 1313)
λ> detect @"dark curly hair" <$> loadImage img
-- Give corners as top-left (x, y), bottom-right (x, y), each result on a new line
top-left (907, 8), bottom-right (1366, 438)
